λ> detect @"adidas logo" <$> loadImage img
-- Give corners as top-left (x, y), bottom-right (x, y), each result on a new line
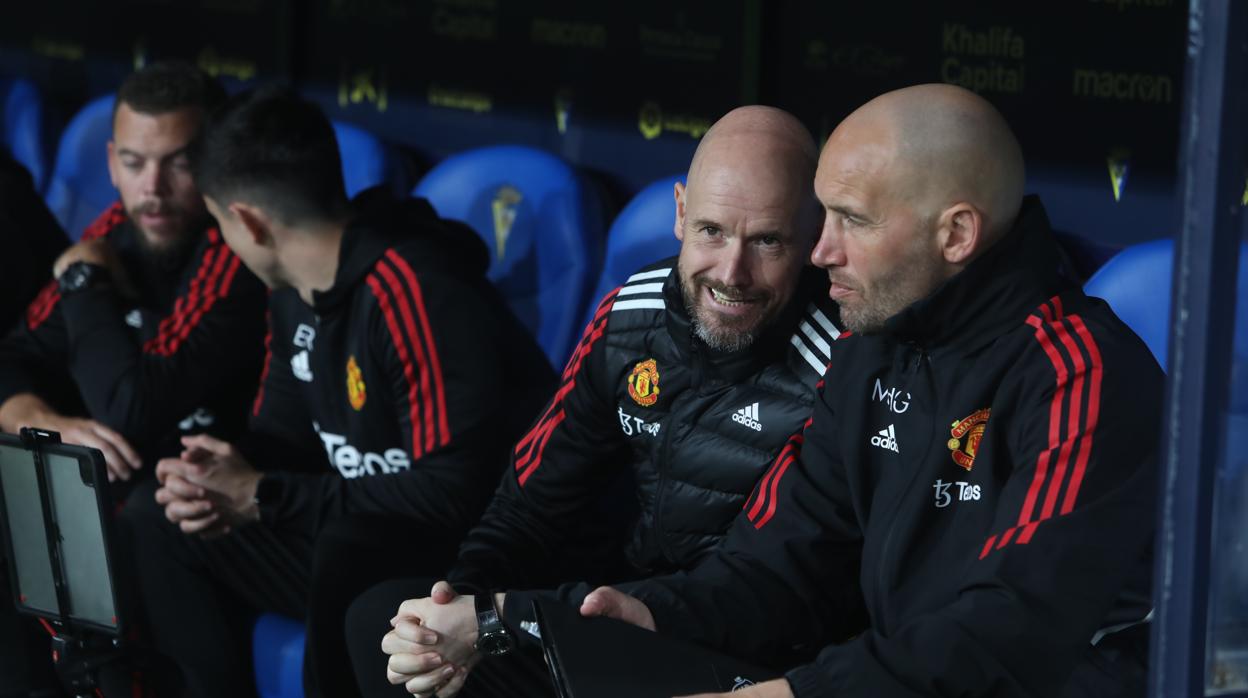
top-left (291, 350), bottom-right (313, 382)
top-left (732, 402), bottom-right (763, 432)
top-left (871, 424), bottom-right (900, 453)
top-left (125, 309), bottom-right (143, 328)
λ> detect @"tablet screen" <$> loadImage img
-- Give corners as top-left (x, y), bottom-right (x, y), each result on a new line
top-left (0, 440), bottom-right (60, 619)
top-left (45, 450), bottom-right (117, 632)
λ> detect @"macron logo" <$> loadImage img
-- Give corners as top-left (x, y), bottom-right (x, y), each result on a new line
top-left (871, 424), bottom-right (900, 453)
top-left (291, 350), bottom-right (313, 382)
top-left (732, 402), bottom-right (763, 432)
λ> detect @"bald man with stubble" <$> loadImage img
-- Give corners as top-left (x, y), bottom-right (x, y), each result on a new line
top-left (575, 84), bottom-right (1164, 698)
top-left (347, 105), bottom-right (848, 698)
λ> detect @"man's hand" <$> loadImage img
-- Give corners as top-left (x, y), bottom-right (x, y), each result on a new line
top-left (580, 586), bottom-right (656, 631)
top-left (52, 239), bottom-right (136, 298)
top-left (675, 679), bottom-right (794, 698)
top-left (154, 434), bottom-right (261, 536)
top-left (0, 393), bottom-right (141, 481)
top-left (384, 580), bottom-right (483, 697)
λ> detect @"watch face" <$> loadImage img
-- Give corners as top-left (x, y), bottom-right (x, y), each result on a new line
top-left (58, 262), bottom-right (104, 294)
top-left (476, 630), bottom-right (515, 657)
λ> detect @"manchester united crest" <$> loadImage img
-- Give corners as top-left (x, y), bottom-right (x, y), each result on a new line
top-left (346, 355), bottom-right (367, 411)
top-left (627, 358), bottom-right (660, 407)
top-left (947, 408), bottom-right (990, 471)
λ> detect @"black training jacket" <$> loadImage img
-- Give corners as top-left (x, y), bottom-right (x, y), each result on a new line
top-left (450, 258), bottom-right (841, 593)
top-left (0, 201), bottom-right (267, 464)
top-left (247, 190), bottom-right (556, 538)
top-left (634, 197), bottom-right (1163, 697)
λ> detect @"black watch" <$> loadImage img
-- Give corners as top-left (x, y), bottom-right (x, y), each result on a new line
top-left (57, 261), bottom-right (110, 295)
top-left (473, 592), bottom-right (514, 657)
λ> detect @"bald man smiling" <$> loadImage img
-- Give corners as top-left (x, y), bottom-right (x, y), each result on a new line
top-left (580, 84), bottom-right (1164, 698)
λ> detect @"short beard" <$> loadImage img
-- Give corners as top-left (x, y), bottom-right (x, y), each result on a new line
top-left (680, 269), bottom-right (763, 353)
top-left (133, 221), bottom-right (200, 272)
top-left (834, 257), bottom-right (945, 334)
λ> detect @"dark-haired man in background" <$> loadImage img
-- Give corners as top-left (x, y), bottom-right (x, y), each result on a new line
top-left (0, 61), bottom-right (266, 698)
top-left (0, 59), bottom-right (266, 479)
top-left (123, 86), bottom-right (555, 698)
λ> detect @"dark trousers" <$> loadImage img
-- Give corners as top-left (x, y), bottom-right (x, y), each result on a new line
top-left (0, 565), bottom-right (62, 697)
top-left (346, 578), bottom-right (556, 698)
top-left (120, 479), bottom-right (459, 698)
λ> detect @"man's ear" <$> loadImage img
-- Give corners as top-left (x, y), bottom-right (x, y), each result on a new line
top-left (672, 181), bottom-right (686, 242)
top-left (936, 202), bottom-right (983, 265)
top-left (231, 203), bottom-right (273, 247)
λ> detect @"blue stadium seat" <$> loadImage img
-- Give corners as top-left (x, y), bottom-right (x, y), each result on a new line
top-left (1086, 237), bottom-right (1248, 640)
top-left (1, 77), bottom-right (50, 192)
top-left (253, 613), bottom-right (305, 698)
top-left (1083, 237), bottom-right (1248, 375)
top-left (332, 120), bottom-right (407, 197)
top-left (44, 94), bottom-right (116, 239)
top-left (413, 145), bottom-right (606, 368)
top-left (586, 174), bottom-right (684, 327)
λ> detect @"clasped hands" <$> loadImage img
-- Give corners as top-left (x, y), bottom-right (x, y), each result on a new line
top-left (154, 433), bottom-right (262, 538)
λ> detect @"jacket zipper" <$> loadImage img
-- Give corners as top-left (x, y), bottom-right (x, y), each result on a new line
top-left (871, 344), bottom-right (933, 633)
top-left (653, 343), bottom-right (702, 567)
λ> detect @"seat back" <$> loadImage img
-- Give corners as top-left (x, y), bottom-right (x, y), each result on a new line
top-left (587, 174), bottom-right (684, 319)
top-left (413, 145), bottom-right (605, 367)
top-left (1, 78), bottom-right (49, 192)
top-left (45, 94), bottom-right (116, 239)
top-left (252, 613), bottom-right (305, 698)
top-left (1084, 238), bottom-right (1248, 373)
top-left (332, 120), bottom-right (407, 197)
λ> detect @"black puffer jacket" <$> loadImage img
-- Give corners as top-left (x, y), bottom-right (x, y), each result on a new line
top-left (450, 258), bottom-right (841, 590)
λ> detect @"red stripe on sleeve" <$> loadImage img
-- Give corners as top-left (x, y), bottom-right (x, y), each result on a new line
top-left (25, 282), bottom-right (60, 330)
top-left (161, 254), bottom-right (239, 355)
top-left (512, 288), bottom-right (619, 486)
top-left (754, 450), bottom-right (797, 530)
top-left (1036, 318), bottom-right (1089, 522)
top-left (981, 296), bottom-right (1105, 557)
top-left (1059, 316), bottom-right (1104, 514)
top-left (80, 202), bottom-right (126, 241)
top-left (746, 441), bottom-right (795, 520)
top-left (517, 410), bottom-right (567, 486)
top-left (1015, 311), bottom-right (1067, 527)
top-left (979, 536), bottom-right (998, 559)
top-left (366, 273), bottom-right (425, 459)
top-left (143, 245), bottom-right (223, 355)
top-left (385, 250), bottom-right (450, 448)
top-left (374, 260), bottom-right (437, 453)
top-left (251, 316), bottom-right (272, 417)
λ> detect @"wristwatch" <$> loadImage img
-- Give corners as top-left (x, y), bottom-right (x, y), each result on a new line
top-left (57, 261), bottom-right (110, 295)
top-left (473, 592), bottom-right (515, 657)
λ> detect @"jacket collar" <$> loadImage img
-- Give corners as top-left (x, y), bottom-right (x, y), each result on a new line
top-left (311, 188), bottom-right (488, 313)
top-left (881, 195), bottom-right (1073, 352)
top-left (663, 264), bottom-right (831, 383)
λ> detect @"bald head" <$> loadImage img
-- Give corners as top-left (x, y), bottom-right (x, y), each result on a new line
top-left (811, 85), bottom-right (1027, 333)
top-left (832, 84), bottom-right (1025, 242)
top-left (688, 105), bottom-right (819, 193)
